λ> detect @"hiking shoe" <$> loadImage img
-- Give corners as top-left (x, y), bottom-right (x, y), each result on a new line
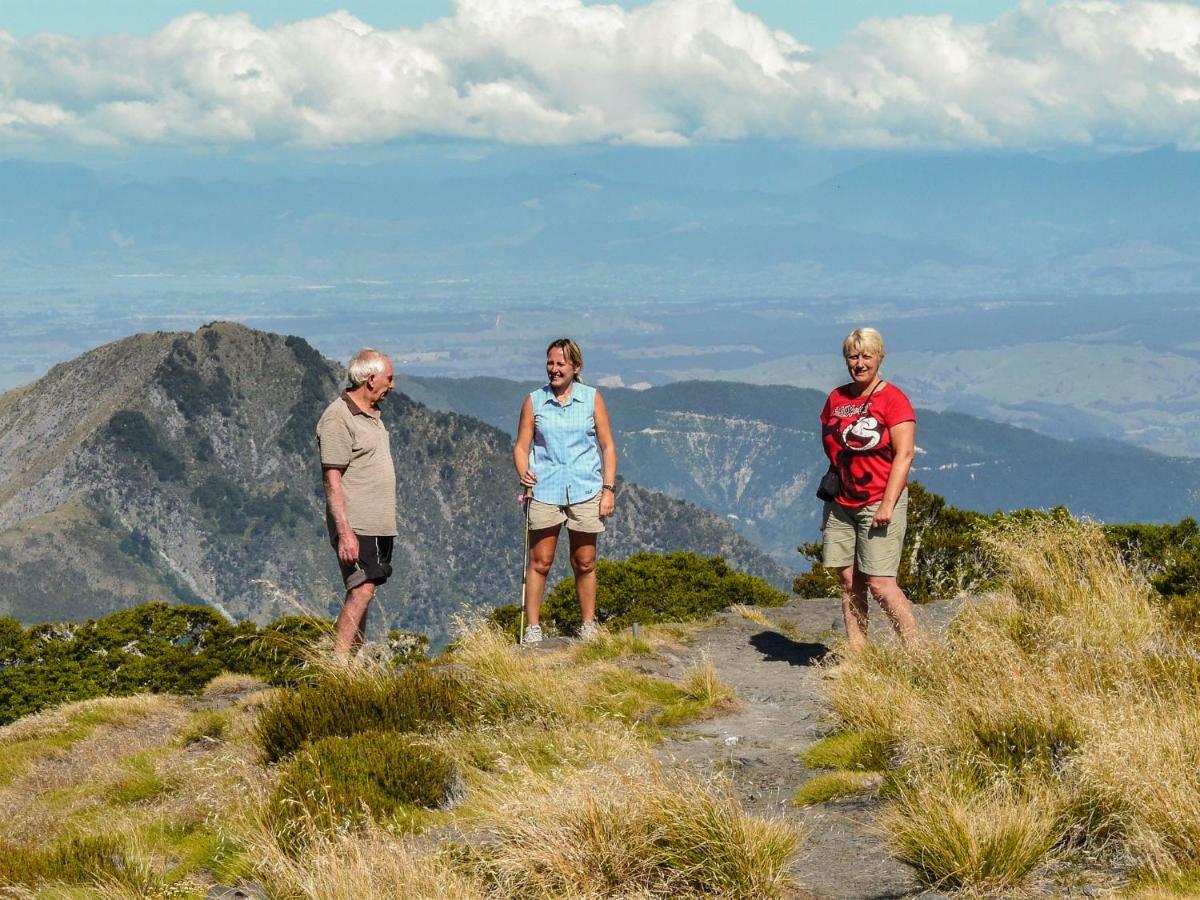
top-left (521, 624), bottom-right (543, 646)
top-left (578, 621), bottom-right (600, 642)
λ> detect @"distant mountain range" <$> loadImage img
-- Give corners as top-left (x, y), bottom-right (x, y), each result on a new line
top-left (4, 145), bottom-right (1200, 296)
top-left (396, 375), bottom-right (1200, 565)
top-left (0, 324), bottom-right (785, 638)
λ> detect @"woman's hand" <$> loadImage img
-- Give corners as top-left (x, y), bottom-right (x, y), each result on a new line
top-left (871, 502), bottom-right (895, 528)
top-left (599, 489), bottom-right (615, 517)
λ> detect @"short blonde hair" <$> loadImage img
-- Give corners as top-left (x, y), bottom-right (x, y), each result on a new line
top-left (842, 327), bottom-right (885, 359)
top-left (546, 338), bottom-right (584, 383)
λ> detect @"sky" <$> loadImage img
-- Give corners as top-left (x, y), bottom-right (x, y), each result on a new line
top-left (2, 1), bottom-right (1018, 49)
top-left (2, 0), bottom-right (1200, 155)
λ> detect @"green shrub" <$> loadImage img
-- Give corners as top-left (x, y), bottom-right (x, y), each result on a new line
top-left (254, 665), bottom-right (474, 763)
top-left (0, 605), bottom-right (412, 725)
top-left (269, 731), bottom-right (459, 849)
top-left (491, 551), bottom-right (787, 637)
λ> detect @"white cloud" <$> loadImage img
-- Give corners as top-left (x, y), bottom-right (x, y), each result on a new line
top-left (1, 0), bottom-right (1200, 150)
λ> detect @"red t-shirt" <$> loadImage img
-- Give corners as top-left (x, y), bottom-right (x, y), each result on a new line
top-left (820, 382), bottom-right (916, 508)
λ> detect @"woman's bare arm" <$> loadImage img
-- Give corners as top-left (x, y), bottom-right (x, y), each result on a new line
top-left (593, 391), bottom-right (618, 516)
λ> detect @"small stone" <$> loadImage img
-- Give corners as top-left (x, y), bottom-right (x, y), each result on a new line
top-left (723, 735), bottom-right (742, 746)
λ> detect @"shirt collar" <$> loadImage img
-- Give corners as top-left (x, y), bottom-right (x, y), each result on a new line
top-left (542, 384), bottom-right (582, 406)
top-left (341, 391), bottom-right (371, 416)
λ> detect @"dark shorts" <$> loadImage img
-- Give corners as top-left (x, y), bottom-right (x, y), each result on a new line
top-left (336, 535), bottom-right (394, 590)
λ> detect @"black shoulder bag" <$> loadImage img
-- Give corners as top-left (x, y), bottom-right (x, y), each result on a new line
top-left (815, 381), bottom-right (882, 502)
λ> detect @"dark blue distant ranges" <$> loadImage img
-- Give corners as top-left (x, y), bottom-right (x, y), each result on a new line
top-left (3, 145), bottom-right (1200, 295)
top-left (397, 375), bottom-right (1200, 567)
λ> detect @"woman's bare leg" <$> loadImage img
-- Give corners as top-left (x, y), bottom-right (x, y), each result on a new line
top-left (866, 575), bottom-right (919, 647)
top-left (838, 565), bottom-right (870, 653)
top-left (524, 526), bottom-right (560, 625)
top-left (568, 530), bottom-right (598, 624)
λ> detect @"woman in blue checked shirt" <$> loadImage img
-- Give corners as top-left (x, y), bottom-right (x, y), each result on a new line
top-left (513, 338), bottom-right (618, 645)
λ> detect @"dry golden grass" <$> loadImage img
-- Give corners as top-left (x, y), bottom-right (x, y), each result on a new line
top-left (679, 654), bottom-right (738, 712)
top-left (253, 826), bottom-right (487, 900)
top-left (463, 763), bottom-right (802, 899)
top-left (2, 616), bottom-right (800, 899)
top-left (826, 515), bottom-right (1200, 892)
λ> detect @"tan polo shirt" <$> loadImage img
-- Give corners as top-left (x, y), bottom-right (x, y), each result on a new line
top-left (316, 392), bottom-right (398, 538)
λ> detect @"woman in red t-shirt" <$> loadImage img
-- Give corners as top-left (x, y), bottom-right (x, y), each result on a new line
top-left (819, 327), bottom-right (919, 652)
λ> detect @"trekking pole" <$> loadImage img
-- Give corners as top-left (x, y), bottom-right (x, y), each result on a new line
top-left (518, 486), bottom-right (531, 646)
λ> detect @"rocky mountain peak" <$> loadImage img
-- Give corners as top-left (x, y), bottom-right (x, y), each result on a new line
top-left (0, 324), bottom-right (788, 642)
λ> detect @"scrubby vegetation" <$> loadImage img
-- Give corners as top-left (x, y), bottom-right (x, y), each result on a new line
top-left (0, 604), bottom-right (345, 725)
top-left (825, 515), bottom-right (1200, 892)
top-left (491, 551), bottom-right (787, 637)
top-left (103, 410), bottom-right (185, 482)
top-left (269, 731), bottom-right (460, 850)
top-left (0, 611), bottom-right (801, 898)
top-left (255, 666), bottom-right (474, 763)
top-left (796, 482), bottom-right (1200, 627)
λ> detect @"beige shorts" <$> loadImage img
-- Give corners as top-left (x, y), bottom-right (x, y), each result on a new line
top-left (821, 488), bottom-right (908, 578)
top-left (527, 492), bottom-right (606, 533)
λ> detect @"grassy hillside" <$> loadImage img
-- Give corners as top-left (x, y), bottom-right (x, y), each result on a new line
top-left (0, 620), bottom-right (801, 898)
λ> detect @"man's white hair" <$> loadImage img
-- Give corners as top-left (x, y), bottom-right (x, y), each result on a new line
top-left (347, 348), bottom-right (389, 387)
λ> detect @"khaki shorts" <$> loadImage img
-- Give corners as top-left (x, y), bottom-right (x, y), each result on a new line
top-left (821, 488), bottom-right (908, 578)
top-left (527, 492), bottom-right (606, 534)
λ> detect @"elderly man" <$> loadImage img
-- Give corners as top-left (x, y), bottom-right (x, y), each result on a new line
top-left (316, 348), bottom-right (398, 656)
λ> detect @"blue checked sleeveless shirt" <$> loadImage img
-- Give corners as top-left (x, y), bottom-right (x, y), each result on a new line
top-left (528, 382), bottom-right (603, 506)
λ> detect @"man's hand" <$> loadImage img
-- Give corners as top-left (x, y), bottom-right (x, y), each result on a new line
top-left (337, 531), bottom-right (360, 566)
top-left (518, 469), bottom-right (538, 489)
top-left (599, 490), bottom-right (615, 517)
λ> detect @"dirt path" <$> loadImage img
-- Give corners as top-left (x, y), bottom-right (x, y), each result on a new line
top-left (644, 597), bottom-right (959, 900)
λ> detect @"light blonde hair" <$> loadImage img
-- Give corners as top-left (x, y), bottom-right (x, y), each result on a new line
top-left (347, 348), bottom-right (389, 387)
top-left (546, 338), bottom-right (584, 383)
top-left (842, 327), bottom-right (885, 359)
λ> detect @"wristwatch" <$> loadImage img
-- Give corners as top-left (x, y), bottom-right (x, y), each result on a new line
top-left (602, 483), bottom-right (616, 493)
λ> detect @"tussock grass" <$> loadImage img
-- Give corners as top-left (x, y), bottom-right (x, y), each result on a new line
top-left (3, 617), bottom-right (802, 898)
top-left (268, 731), bottom-right (460, 850)
top-left (793, 770), bottom-right (876, 807)
top-left (253, 826), bottom-right (487, 900)
top-left (464, 764), bottom-right (802, 899)
top-left (826, 515), bottom-right (1200, 891)
top-left (882, 768), bottom-right (1063, 891)
top-left (571, 629), bottom-right (656, 663)
top-left (680, 654), bottom-right (738, 712)
top-left (176, 709), bottom-right (230, 746)
top-left (254, 665), bottom-right (474, 763)
top-left (801, 729), bottom-right (888, 772)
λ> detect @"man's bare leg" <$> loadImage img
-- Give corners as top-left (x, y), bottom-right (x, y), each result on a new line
top-left (334, 581), bottom-right (376, 656)
top-left (838, 565), bottom-right (870, 654)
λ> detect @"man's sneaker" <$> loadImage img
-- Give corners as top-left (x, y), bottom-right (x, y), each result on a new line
top-left (521, 623), bottom-right (543, 646)
top-left (578, 621), bottom-right (600, 642)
